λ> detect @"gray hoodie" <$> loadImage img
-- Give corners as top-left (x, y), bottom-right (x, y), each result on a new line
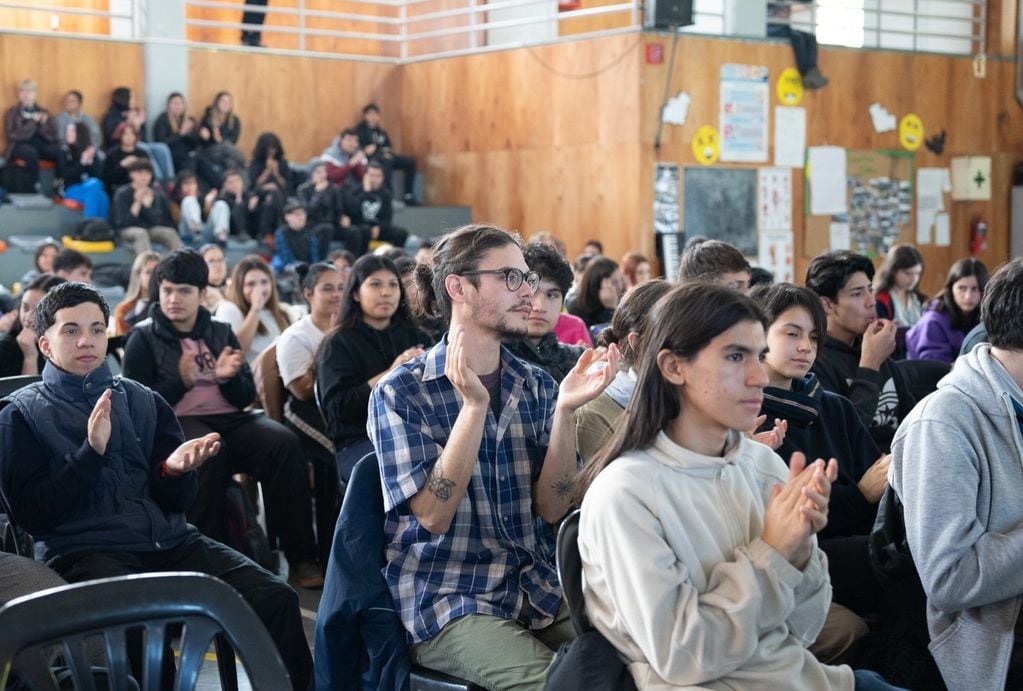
top-left (890, 344), bottom-right (1023, 691)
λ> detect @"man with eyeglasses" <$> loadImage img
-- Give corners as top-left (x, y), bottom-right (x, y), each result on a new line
top-left (366, 225), bottom-right (619, 689)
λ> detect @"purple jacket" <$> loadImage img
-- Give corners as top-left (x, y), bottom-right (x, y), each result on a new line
top-left (906, 306), bottom-right (967, 363)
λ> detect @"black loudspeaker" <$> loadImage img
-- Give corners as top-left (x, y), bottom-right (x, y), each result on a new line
top-left (645, 0), bottom-right (693, 28)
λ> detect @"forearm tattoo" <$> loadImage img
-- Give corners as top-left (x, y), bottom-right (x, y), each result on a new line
top-left (552, 474), bottom-right (574, 500)
top-left (426, 464), bottom-right (456, 502)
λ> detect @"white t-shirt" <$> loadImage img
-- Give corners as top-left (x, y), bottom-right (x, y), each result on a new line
top-left (276, 314), bottom-right (326, 387)
top-left (213, 301), bottom-right (284, 364)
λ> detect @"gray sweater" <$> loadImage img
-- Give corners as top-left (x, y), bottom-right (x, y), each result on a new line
top-left (891, 344), bottom-right (1023, 691)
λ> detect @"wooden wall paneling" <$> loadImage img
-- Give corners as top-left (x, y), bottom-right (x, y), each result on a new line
top-left (638, 33), bottom-right (1016, 294)
top-left (0, 1), bottom-right (111, 35)
top-left (188, 48), bottom-right (401, 163)
top-left (0, 34), bottom-right (143, 150)
top-left (406, 0), bottom-right (480, 58)
top-left (400, 33), bottom-right (643, 258)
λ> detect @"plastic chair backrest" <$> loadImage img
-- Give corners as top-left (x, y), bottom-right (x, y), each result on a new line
top-left (556, 509), bottom-right (592, 636)
top-left (0, 572), bottom-right (291, 691)
top-left (0, 375), bottom-right (42, 398)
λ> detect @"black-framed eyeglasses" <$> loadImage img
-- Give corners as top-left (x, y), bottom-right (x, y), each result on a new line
top-left (460, 267), bottom-right (541, 293)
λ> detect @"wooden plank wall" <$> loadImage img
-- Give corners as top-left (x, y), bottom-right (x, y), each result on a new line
top-left (639, 33), bottom-right (1018, 294)
top-left (0, 1), bottom-right (111, 35)
top-left (187, 49), bottom-right (400, 163)
top-left (399, 32), bottom-right (644, 260)
top-left (0, 34), bottom-right (143, 143)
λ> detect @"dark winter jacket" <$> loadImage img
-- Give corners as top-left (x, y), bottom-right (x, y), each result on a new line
top-left (121, 304), bottom-right (256, 410)
top-left (758, 374), bottom-right (881, 538)
top-left (0, 361), bottom-right (196, 561)
top-left (316, 320), bottom-right (432, 449)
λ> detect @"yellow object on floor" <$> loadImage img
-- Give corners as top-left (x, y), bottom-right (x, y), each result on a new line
top-left (61, 235), bottom-right (115, 253)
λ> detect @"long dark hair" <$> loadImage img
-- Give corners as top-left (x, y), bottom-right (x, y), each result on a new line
top-left (596, 279), bottom-right (673, 367)
top-left (575, 256), bottom-right (619, 316)
top-left (334, 255), bottom-right (415, 333)
top-left (873, 244), bottom-right (926, 298)
top-left (576, 283), bottom-right (768, 501)
top-left (935, 257), bottom-right (988, 330)
top-left (251, 131), bottom-right (285, 162)
top-left (68, 122), bottom-right (91, 159)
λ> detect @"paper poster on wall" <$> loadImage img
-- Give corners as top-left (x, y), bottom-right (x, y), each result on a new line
top-left (951, 156), bottom-right (992, 200)
top-left (829, 221), bottom-right (851, 251)
top-left (774, 106), bottom-right (805, 169)
top-left (804, 149), bottom-right (913, 258)
top-left (934, 212), bottom-right (951, 247)
top-left (808, 146), bottom-right (847, 215)
top-left (759, 232), bottom-right (794, 283)
top-left (653, 163), bottom-right (681, 235)
top-left (916, 167), bottom-right (951, 244)
top-left (758, 168), bottom-right (792, 231)
top-left (719, 64), bottom-right (769, 163)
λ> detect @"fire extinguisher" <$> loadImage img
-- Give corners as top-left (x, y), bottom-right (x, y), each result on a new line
top-left (971, 216), bottom-right (988, 256)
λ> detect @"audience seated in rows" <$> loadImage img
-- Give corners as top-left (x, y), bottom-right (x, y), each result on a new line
top-left (53, 89), bottom-right (102, 155)
top-left (175, 170), bottom-right (231, 246)
top-left (340, 161), bottom-right (408, 256)
top-left (102, 86), bottom-right (174, 183)
top-left (153, 92), bottom-right (201, 179)
top-left (0, 273), bottom-right (65, 376)
top-left (197, 91), bottom-right (245, 180)
top-left (120, 250), bottom-right (323, 589)
top-left (575, 282), bottom-right (900, 689)
top-left (271, 199), bottom-right (327, 273)
top-left (200, 243), bottom-right (228, 312)
top-left (905, 257), bottom-right (987, 363)
top-left (316, 254), bottom-right (430, 482)
top-left (321, 126), bottom-right (368, 188)
top-left (18, 241), bottom-right (59, 288)
top-left (297, 160), bottom-right (345, 244)
top-left (57, 122), bottom-right (108, 219)
top-left (101, 122), bottom-right (148, 197)
top-left (567, 256), bottom-right (622, 329)
top-left (0, 281), bottom-right (313, 688)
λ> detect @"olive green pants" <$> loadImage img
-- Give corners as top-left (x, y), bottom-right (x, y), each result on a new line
top-left (410, 602), bottom-right (574, 691)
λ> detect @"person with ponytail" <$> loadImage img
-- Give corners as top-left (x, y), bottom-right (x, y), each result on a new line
top-left (576, 282), bottom-right (903, 691)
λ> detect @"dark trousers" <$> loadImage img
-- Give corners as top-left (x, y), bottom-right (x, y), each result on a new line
top-left (249, 187), bottom-right (285, 239)
top-left (10, 141), bottom-right (61, 183)
top-left (178, 412), bottom-right (318, 566)
top-left (48, 532), bottom-right (312, 690)
top-left (377, 153), bottom-right (417, 197)
top-left (241, 0), bottom-right (269, 43)
top-left (344, 223), bottom-right (409, 256)
top-left (820, 534), bottom-right (883, 617)
top-left (768, 24), bottom-right (818, 76)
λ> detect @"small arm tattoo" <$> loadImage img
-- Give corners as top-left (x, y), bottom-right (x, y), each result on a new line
top-left (426, 465), bottom-right (456, 502)
top-left (552, 474), bottom-right (574, 500)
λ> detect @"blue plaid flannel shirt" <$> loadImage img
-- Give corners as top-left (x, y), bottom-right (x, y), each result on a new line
top-left (368, 337), bottom-right (563, 645)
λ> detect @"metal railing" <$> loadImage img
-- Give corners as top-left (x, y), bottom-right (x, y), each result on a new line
top-left (0, 0), bottom-right (986, 60)
top-left (687, 0), bottom-right (985, 57)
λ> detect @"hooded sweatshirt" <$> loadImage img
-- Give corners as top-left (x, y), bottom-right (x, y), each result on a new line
top-left (580, 431), bottom-right (854, 690)
top-left (890, 344), bottom-right (1023, 691)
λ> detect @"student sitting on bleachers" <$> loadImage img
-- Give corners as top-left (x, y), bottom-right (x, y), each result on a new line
top-left (297, 161), bottom-right (344, 245)
top-left (111, 159), bottom-right (181, 254)
top-left (101, 87), bottom-right (174, 183)
top-left (112, 251), bottom-right (160, 336)
top-left (214, 254), bottom-right (292, 364)
top-left (567, 256), bottom-right (622, 329)
top-left (200, 243), bottom-right (228, 312)
top-left (53, 89), bottom-right (102, 156)
top-left (121, 249), bottom-right (323, 590)
top-left (175, 170), bottom-right (230, 247)
top-left (0, 281), bottom-right (313, 689)
top-left (197, 91), bottom-right (245, 179)
top-left (340, 161), bottom-right (408, 256)
top-left (100, 123), bottom-right (149, 198)
top-left (271, 200), bottom-right (326, 273)
top-left (320, 127), bottom-right (368, 189)
top-left (248, 132), bottom-right (291, 198)
top-left (356, 103), bottom-right (418, 205)
top-left (153, 92), bottom-right (201, 181)
top-left (3, 78), bottom-right (60, 190)
top-left (57, 122), bottom-right (108, 220)
top-left (214, 168), bottom-right (256, 240)
top-left (0, 273), bottom-right (64, 376)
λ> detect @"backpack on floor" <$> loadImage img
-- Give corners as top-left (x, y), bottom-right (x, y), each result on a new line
top-left (225, 480), bottom-right (279, 573)
top-left (73, 218), bottom-right (116, 243)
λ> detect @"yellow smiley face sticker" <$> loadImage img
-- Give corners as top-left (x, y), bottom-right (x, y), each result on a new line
top-left (691, 125), bottom-right (720, 165)
top-left (776, 67), bottom-right (804, 106)
top-left (899, 113), bottom-right (924, 151)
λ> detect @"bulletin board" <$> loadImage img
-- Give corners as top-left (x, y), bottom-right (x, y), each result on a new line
top-left (683, 167), bottom-right (758, 256)
top-left (804, 149), bottom-right (914, 258)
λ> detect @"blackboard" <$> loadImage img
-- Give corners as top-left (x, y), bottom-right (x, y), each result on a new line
top-left (683, 167), bottom-right (758, 256)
